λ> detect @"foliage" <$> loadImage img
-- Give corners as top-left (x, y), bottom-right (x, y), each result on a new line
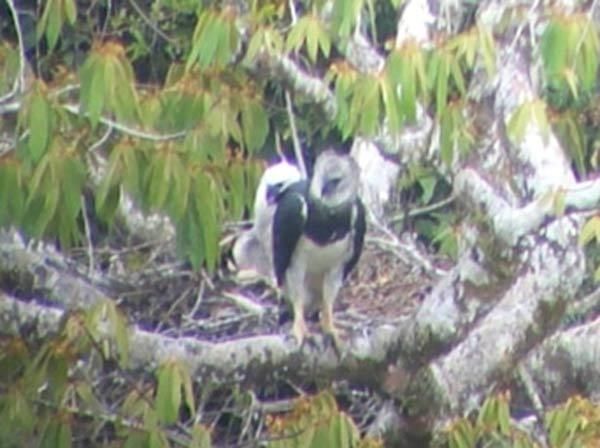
top-left (266, 390), bottom-right (382, 448)
top-left (541, 13), bottom-right (599, 109)
top-left (1, 0), bottom-right (600, 445)
top-left (397, 165), bottom-right (457, 259)
top-left (579, 215), bottom-right (600, 282)
top-left (0, 301), bottom-right (382, 447)
top-left (443, 392), bottom-right (600, 448)
top-left (0, 300), bottom-right (213, 448)
top-left (0, 0), bottom-right (500, 270)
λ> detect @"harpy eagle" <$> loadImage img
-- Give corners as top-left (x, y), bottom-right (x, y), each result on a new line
top-left (232, 161), bottom-right (301, 282)
top-left (272, 149), bottom-right (366, 346)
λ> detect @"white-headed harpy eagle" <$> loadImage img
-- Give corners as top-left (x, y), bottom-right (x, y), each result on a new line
top-left (232, 160), bottom-right (301, 282)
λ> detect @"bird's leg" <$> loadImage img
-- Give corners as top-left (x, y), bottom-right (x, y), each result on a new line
top-left (286, 268), bottom-right (310, 346)
top-left (291, 299), bottom-right (308, 345)
top-left (320, 269), bottom-right (343, 351)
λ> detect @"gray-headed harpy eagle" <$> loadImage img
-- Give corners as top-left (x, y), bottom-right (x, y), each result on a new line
top-left (272, 149), bottom-right (366, 347)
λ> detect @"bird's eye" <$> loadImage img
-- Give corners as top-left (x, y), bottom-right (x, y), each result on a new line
top-left (266, 182), bottom-right (285, 203)
top-left (322, 177), bottom-right (341, 196)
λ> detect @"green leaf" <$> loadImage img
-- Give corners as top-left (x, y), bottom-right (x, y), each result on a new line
top-left (563, 68), bottom-right (579, 100)
top-left (96, 147), bottom-right (123, 220)
top-left (166, 156), bottom-right (190, 221)
top-left (439, 107), bottom-right (455, 165)
top-left (190, 425), bottom-right (212, 448)
top-left (57, 421), bottom-right (72, 448)
top-left (177, 207), bottom-right (204, 269)
top-left (45, 0), bottom-right (64, 52)
top-left (435, 54), bottom-right (450, 117)
top-left (506, 102), bottom-right (530, 144)
top-left (190, 174), bottom-right (220, 272)
top-left (0, 162), bottom-right (25, 225)
top-left (227, 162), bottom-right (245, 220)
top-left (241, 100), bottom-right (269, 152)
top-left (104, 300), bottom-right (130, 366)
top-left (541, 20), bottom-right (569, 80)
top-left (75, 382), bottom-right (103, 414)
top-left (80, 54), bottom-right (106, 128)
top-left (40, 420), bottom-right (61, 448)
top-left (61, 156), bottom-right (85, 220)
top-left (286, 16), bottom-right (310, 53)
top-left (156, 362), bottom-right (181, 424)
top-left (27, 89), bottom-right (52, 163)
top-left (577, 21), bottom-right (599, 91)
top-left (27, 177), bottom-right (60, 238)
top-left (109, 57), bottom-right (139, 123)
top-left (579, 216), bottom-right (600, 246)
top-left (531, 99), bottom-right (550, 143)
top-left (399, 56), bottom-right (417, 123)
top-left (594, 265), bottom-right (600, 282)
top-left (123, 431), bottom-right (150, 448)
top-left (450, 59), bottom-right (466, 96)
top-left (380, 75), bottom-right (402, 133)
top-left (477, 23), bottom-right (496, 76)
top-left (332, 0), bottom-right (362, 37)
top-left (417, 175), bottom-right (437, 204)
top-left (350, 75), bottom-right (380, 136)
top-left (197, 15), bottom-right (220, 68)
top-left (448, 420), bottom-right (475, 448)
top-left (148, 427), bottom-right (169, 448)
top-left (302, 16), bottom-right (330, 62)
top-left (64, 0), bottom-right (77, 24)
top-left (146, 154), bottom-right (170, 210)
top-left (497, 393), bottom-right (511, 436)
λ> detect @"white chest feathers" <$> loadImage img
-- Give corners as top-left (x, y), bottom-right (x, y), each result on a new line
top-left (293, 234), bottom-right (352, 275)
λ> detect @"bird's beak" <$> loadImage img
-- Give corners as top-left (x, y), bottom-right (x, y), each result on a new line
top-left (266, 184), bottom-right (281, 204)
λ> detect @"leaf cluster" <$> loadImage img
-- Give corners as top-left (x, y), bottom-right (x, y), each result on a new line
top-left (444, 392), bottom-right (600, 448)
top-left (266, 390), bottom-right (382, 448)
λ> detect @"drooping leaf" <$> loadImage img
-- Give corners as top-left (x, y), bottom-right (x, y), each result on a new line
top-left (332, 0), bottom-right (363, 37)
top-left (241, 99), bottom-right (269, 152)
top-left (27, 87), bottom-right (52, 163)
top-left (190, 425), bottom-right (212, 448)
top-left (64, 0), bottom-right (77, 24)
top-left (286, 15), bottom-right (309, 54)
top-left (156, 361), bottom-right (181, 424)
top-left (79, 53), bottom-right (105, 128)
top-left (579, 216), bottom-right (600, 246)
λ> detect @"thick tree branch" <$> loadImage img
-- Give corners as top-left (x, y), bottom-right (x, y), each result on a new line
top-left (456, 169), bottom-right (600, 246)
top-left (523, 317), bottom-right (600, 405)
top-left (251, 52), bottom-right (336, 118)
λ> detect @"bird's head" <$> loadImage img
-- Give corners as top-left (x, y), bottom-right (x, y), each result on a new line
top-left (255, 161), bottom-right (302, 215)
top-left (309, 149), bottom-right (359, 208)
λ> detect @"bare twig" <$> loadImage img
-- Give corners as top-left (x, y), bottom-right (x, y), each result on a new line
top-left (367, 211), bottom-right (446, 276)
top-left (184, 281), bottom-right (206, 319)
top-left (288, 0), bottom-right (298, 24)
top-left (62, 103), bottom-right (186, 141)
top-left (285, 90), bottom-right (307, 178)
top-left (390, 195), bottom-right (455, 224)
top-left (222, 291), bottom-right (266, 316)
top-left (517, 365), bottom-right (549, 448)
top-left (87, 125), bottom-right (114, 172)
top-left (127, 0), bottom-right (179, 46)
top-left (80, 195), bottom-right (96, 277)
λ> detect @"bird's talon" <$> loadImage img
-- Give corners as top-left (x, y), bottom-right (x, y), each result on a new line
top-left (291, 318), bottom-right (309, 347)
top-left (323, 330), bottom-right (343, 355)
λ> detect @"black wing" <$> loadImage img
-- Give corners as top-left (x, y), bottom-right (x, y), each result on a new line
top-left (343, 198), bottom-right (366, 279)
top-left (272, 182), bottom-right (308, 286)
